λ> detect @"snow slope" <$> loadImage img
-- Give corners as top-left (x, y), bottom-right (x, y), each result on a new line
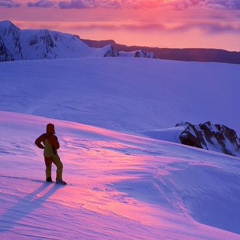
top-left (1, 111), bottom-right (240, 239)
top-left (0, 57), bottom-right (240, 239)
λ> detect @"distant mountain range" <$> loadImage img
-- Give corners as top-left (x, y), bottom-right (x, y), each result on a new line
top-left (0, 20), bottom-right (155, 62)
top-left (83, 39), bottom-right (240, 64)
top-left (0, 20), bottom-right (239, 64)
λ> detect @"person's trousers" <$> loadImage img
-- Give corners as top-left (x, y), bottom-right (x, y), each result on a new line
top-left (44, 154), bottom-right (63, 181)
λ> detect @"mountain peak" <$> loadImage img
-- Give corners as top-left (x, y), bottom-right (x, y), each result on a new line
top-left (0, 20), bottom-right (20, 38)
top-left (0, 20), bottom-right (18, 31)
top-left (0, 20), bottom-right (22, 61)
top-left (0, 20), bottom-right (13, 26)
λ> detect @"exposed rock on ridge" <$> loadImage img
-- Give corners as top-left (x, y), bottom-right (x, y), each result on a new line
top-left (82, 39), bottom-right (240, 64)
top-left (119, 49), bottom-right (155, 58)
top-left (178, 121), bottom-right (240, 157)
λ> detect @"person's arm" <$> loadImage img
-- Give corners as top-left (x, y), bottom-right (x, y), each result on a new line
top-left (35, 134), bottom-right (45, 149)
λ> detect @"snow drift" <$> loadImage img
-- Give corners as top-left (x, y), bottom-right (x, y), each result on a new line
top-left (0, 111), bottom-right (240, 239)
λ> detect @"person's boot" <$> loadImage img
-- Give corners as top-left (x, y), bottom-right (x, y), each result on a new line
top-left (46, 177), bottom-right (53, 182)
top-left (56, 179), bottom-right (67, 185)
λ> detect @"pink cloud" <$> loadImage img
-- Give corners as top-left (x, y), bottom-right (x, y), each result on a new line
top-left (167, 0), bottom-right (240, 10)
top-left (69, 21), bottom-right (240, 35)
top-left (13, 17), bottom-right (240, 36)
top-left (58, 0), bottom-right (90, 9)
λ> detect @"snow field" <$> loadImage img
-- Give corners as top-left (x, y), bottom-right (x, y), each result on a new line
top-left (1, 57), bottom-right (240, 239)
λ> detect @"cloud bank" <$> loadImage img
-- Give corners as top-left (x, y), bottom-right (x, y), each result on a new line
top-left (54, 20), bottom-right (240, 35)
top-left (0, 0), bottom-right (20, 8)
top-left (168, 0), bottom-right (240, 10)
top-left (27, 0), bottom-right (55, 8)
top-left (1, 0), bottom-right (240, 9)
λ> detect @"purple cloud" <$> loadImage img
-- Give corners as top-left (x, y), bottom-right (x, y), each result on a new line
top-left (27, 0), bottom-right (55, 8)
top-left (56, 0), bottom-right (240, 10)
top-left (0, 0), bottom-right (21, 8)
top-left (1, 0), bottom-right (239, 10)
top-left (168, 0), bottom-right (240, 10)
top-left (171, 22), bottom-right (240, 34)
top-left (58, 0), bottom-right (93, 9)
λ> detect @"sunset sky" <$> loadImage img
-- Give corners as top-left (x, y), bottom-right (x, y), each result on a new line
top-left (0, 0), bottom-right (240, 51)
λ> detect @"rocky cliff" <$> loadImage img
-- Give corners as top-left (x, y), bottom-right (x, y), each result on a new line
top-left (178, 121), bottom-right (240, 157)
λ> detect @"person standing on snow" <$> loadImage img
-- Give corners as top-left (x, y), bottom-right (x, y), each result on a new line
top-left (35, 123), bottom-right (66, 185)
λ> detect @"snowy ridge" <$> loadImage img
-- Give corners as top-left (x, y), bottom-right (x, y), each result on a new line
top-left (0, 20), bottom-right (155, 61)
top-left (20, 29), bottom-right (96, 59)
top-left (0, 20), bottom-right (106, 60)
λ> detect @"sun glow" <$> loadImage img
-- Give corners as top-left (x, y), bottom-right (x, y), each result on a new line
top-left (0, 1), bottom-right (239, 51)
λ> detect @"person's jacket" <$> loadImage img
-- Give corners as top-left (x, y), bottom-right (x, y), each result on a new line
top-left (35, 133), bottom-right (60, 157)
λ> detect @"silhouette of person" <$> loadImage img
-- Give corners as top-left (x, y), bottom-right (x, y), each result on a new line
top-left (35, 123), bottom-right (66, 185)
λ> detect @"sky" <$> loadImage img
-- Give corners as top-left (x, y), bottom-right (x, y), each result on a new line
top-left (0, 0), bottom-right (240, 51)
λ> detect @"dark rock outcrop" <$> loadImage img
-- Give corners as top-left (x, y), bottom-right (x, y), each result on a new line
top-left (178, 121), bottom-right (240, 157)
top-left (101, 44), bottom-right (119, 57)
top-left (82, 39), bottom-right (240, 65)
top-left (119, 49), bottom-right (155, 58)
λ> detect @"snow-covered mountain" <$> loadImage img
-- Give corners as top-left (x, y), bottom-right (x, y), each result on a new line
top-left (0, 20), bottom-right (108, 60)
top-left (0, 20), bottom-right (155, 61)
top-left (0, 20), bottom-right (22, 61)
